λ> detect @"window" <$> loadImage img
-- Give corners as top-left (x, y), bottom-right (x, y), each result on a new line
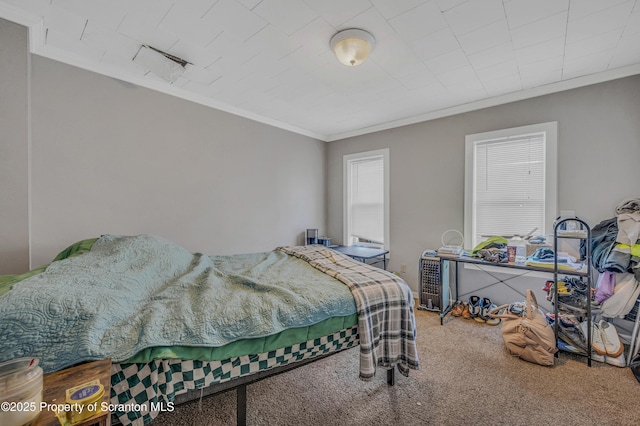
top-left (464, 122), bottom-right (557, 250)
top-left (343, 149), bottom-right (389, 250)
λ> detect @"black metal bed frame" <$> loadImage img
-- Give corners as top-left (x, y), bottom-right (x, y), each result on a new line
top-left (112, 347), bottom-right (395, 426)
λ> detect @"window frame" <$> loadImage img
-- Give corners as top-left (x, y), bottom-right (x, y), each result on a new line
top-left (343, 148), bottom-right (390, 250)
top-left (463, 122), bottom-right (558, 250)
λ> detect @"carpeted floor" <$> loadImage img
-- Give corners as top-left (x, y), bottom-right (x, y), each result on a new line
top-left (151, 309), bottom-right (640, 426)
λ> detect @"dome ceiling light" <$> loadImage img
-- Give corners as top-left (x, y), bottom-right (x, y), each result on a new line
top-left (330, 29), bottom-right (375, 67)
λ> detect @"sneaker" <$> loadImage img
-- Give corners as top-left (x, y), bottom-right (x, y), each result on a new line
top-left (599, 320), bottom-right (624, 358)
top-left (468, 296), bottom-right (481, 318)
top-left (484, 302), bottom-right (501, 326)
top-left (473, 297), bottom-right (486, 324)
top-left (461, 303), bottom-right (472, 320)
top-left (580, 321), bottom-right (606, 356)
top-left (605, 352), bottom-right (627, 367)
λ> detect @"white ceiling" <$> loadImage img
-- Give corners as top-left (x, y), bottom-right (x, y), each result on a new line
top-left (1, 0), bottom-right (639, 141)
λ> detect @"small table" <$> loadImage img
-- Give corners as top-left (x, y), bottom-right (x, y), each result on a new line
top-left (34, 358), bottom-right (112, 426)
top-left (333, 245), bottom-right (389, 270)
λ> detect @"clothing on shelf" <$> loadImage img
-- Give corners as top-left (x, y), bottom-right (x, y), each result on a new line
top-left (599, 272), bottom-right (640, 318)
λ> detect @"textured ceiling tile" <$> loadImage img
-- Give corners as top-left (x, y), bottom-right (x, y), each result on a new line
top-left (510, 12), bottom-right (567, 49)
top-left (253, 0), bottom-right (319, 35)
top-left (434, 0), bottom-right (467, 13)
top-left (426, 48), bottom-right (470, 75)
top-left (116, 0), bottom-right (175, 25)
top-left (443, 0), bottom-right (505, 36)
top-left (44, 6), bottom-right (86, 39)
top-left (303, 0), bottom-right (373, 27)
top-left (467, 42), bottom-right (515, 69)
top-left (159, 5), bottom-right (222, 47)
top-left (117, 14), bottom-right (179, 52)
top-left (202, 0), bottom-right (268, 42)
top-left (289, 17), bottom-right (335, 57)
top-left (244, 24), bottom-right (302, 59)
top-left (457, 19), bottom-right (510, 55)
top-left (475, 59), bottom-right (519, 81)
top-left (375, 42), bottom-right (427, 78)
top-left (504, 0), bottom-right (568, 29)
top-left (564, 28), bottom-right (624, 61)
top-left (566, 1), bottom-right (635, 43)
top-left (568, 0), bottom-right (632, 21)
top-left (388, 1), bottom-right (448, 42)
top-left (609, 39), bottom-right (640, 68)
top-left (55, 0), bottom-right (127, 32)
top-left (82, 20), bottom-right (140, 59)
top-left (45, 28), bottom-right (104, 61)
top-left (562, 51), bottom-right (613, 79)
top-left (180, 64), bottom-right (223, 85)
top-left (482, 73), bottom-right (522, 96)
top-left (513, 37), bottom-right (565, 66)
top-left (368, 0), bottom-right (426, 20)
top-left (410, 27), bottom-right (460, 61)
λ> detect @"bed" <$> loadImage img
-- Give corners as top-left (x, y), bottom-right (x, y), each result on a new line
top-left (0, 234), bottom-right (419, 425)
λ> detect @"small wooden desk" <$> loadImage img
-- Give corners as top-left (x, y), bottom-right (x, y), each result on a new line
top-left (332, 245), bottom-right (389, 270)
top-left (34, 358), bottom-right (112, 426)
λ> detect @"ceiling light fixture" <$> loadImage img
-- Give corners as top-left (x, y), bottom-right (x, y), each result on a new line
top-left (330, 29), bottom-right (375, 67)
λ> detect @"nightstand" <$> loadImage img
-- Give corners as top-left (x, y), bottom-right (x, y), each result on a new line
top-left (33, 358), bottom-right (112, 426)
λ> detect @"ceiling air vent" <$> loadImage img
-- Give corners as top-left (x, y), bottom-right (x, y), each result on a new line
top-left (132, 45), bottom-right (191, 83)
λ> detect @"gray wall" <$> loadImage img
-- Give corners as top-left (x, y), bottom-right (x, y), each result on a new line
top-left (0, 19), bottom-right (29, 274)
top-left (1, 18), bottom-right (326, 269)
top-left (28, 56), bottom-right (326, 267)
top-left (327, 75), bottom-right (640, 304)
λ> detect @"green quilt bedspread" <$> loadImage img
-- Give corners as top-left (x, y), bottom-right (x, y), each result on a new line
top-left (0, 235), bottom-right (357, 373)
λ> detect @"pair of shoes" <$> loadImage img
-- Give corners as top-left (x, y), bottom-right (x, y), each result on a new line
top-left (468, 296), bottom-right (500, 326)
top-left (580, 320), bottom-right (624, 359)
top-left (590, 345), bottom-right (626, 367)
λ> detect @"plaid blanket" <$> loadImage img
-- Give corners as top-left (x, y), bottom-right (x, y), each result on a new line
top-left (276, 245), bottom-right (420, 380)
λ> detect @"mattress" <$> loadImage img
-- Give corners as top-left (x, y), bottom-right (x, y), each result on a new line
top-left (111, 325), bottom-right (360, 426)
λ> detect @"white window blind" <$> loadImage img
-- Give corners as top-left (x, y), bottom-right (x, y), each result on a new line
top-left (465, 122), bottom-right (557, 252)
top-left (472, 132), bottom-right (546, 247)
top-left (349, 156), bottom-right (384, 244)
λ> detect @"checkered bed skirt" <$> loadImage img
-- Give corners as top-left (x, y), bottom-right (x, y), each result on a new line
top-left (110, 326), bottom-right (359, 426)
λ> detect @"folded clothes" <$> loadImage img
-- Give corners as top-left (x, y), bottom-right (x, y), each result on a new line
top-left (525, 259), bottom-right (585, 272)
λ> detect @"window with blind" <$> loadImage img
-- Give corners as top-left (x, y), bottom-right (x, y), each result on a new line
top-left (343, 149), bottom-right (389, 249)
top-left (464, 122), bottom-right (558, 250)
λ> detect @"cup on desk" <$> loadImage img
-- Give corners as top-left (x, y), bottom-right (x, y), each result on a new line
top-left (507, 246), bottom-right (516, 265)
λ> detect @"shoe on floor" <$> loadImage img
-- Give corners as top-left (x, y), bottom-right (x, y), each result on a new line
top-left (461, 303), bottom-right (472, 320)
top-left (451, 301), bottom-right (464, 317)
top-left (473, 297), bottom-right (486, 323)
top-left (599, 320), bottom-right (624, 358)
top-left (591, 352), bottom-right (605, 363)
top-left (484, 302), bottom-right (501, 326)
top-left (468, 296), bottom-right (481, 318)
top-left (605, 352), bottom-right (627, 367)
top-left (580, 321), bottom-right (606, 356)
